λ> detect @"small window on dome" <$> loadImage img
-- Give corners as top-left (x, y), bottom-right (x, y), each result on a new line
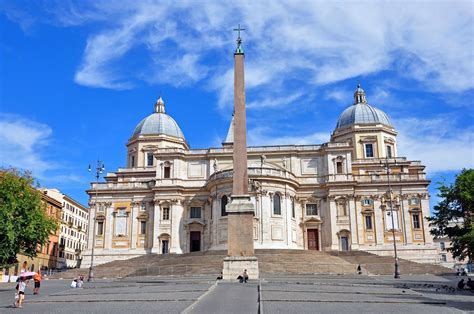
top-left (164, 165), bottom-right (171, 178)
top-left (147, 153), bottom-right (154, 166)
top-left (386, 145), bottom-right (393, 158)
top-left (364, 144), bottom-right (374, 158)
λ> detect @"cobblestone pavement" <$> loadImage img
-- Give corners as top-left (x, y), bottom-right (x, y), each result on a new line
top-left (0, 275), bottom-right (472, 313)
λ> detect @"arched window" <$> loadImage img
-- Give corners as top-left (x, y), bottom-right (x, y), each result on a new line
top-left (221, 195), bottom-right (228, 217)
top-left (273, 194), bottom-right (281, 215)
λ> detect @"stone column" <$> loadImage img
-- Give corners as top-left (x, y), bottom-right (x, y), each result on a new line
top-left (86, 202), bottom-right (95, 250)
top-left (170, 201), bottom-right (183, 254)
top-left (223, 30), bottom-right (258, 280)
top-left (354, 198), bottom-right (365, 246)
top-left (105, 204), bottom-right (113, 249)
top-left (348, 197), bottom-right (359, 249)
top-left (421, 196), bottom-right (433, 244)
top-left (151, 202), bottom-right (161, 253)
top-left (373, 198), bottom-right (384, 245)
top-left (401, 197), bottom-right (412, 244)
top-left (130, 202), bottom-right (140, 249)
top-left (328, 198), bottom-right (339, 250)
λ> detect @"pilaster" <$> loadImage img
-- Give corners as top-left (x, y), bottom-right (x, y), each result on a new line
top-left (373, 198), bottom-right (384, 245)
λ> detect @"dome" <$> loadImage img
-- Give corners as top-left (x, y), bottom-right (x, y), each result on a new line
top-left (335, 84), bottom-right (392, 130)
top-left (131, 97), bottom-right (185, 139)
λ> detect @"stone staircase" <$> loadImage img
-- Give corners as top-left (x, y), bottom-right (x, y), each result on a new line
top-left (256, 249), bottom-right (356, 275)
top-left (50, 249), bottom-right (450, 279)
top-left (330, 251), bottom-right (450, 275)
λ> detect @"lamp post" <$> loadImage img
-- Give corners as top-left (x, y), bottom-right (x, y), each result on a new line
top-left (87, 160), bottom-right (105, 282)
top-left (382, 157), bottom-right (400, 278)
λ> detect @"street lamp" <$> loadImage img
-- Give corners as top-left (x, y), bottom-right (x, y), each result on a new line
top-left (87, 160), bottom-right (105, 282)
top-left (382, 157), bottom-right (400, 279)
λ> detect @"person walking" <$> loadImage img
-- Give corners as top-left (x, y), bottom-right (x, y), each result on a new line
top-left (33, 271), bottom-right (42, 294)
top-left (15, 277), bottom-right (27, 308)
top-left (243, 269), bottom-right (249, 283)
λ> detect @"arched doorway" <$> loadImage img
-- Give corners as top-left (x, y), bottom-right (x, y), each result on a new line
top-left (158, 233), bottom-right (170, 254)
top-left (338, 230), bottom-right (350, 251)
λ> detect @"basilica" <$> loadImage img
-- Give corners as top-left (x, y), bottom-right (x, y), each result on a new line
top-left (83, 79), bottom-right (437, 268)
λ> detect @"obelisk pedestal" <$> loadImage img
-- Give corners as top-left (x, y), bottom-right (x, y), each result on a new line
top-left (223, 25), bottom-right (259, 280)
top-left (222, 195), bottom-right (259, 280)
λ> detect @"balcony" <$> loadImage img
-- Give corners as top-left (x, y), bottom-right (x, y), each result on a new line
top-left (354, 173), bottom-right (427, 183)
top-left (209, 167), bottom-right (297, 182)
top-left (352, 157), bottom-right (422, 166)
top-left (91, 180), bottom-right (155, 190)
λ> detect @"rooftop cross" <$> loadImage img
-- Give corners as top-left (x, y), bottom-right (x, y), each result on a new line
top-left (233, 24), bottom-right (245, 54)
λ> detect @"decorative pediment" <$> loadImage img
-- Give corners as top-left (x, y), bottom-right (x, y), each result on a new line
top-left (359, 136), bottom-right (377, 143)
top-left (137, 212), bottom-right (148, 220)
top-left (383, 137), bottom-right (395, 144)
top-left (300, 216), bottom-right (323, 225)
top-left (185, 220), bottom-right (206, 228)
top-left (96, 212), bottom-right (106, 221)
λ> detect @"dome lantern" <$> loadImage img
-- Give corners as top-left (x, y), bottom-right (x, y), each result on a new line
top-left (154, 96), bottom-right (165, 113)
top-left (354, 83), bottom-right (367, 104)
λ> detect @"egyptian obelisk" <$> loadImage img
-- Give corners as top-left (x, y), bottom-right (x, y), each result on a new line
top-left (222, 25), bottom-right (259, 280)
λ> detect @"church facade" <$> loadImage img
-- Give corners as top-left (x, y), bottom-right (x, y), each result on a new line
top-left (82, 86), bottom-right (437, 268)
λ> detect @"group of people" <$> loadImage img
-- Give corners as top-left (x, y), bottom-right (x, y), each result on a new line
top-left (71, 274), bottom-right (84, 288)
top-left (13, 271), bottom-right (42, 308)
top-left (457, 278), bottom-right (474, 291)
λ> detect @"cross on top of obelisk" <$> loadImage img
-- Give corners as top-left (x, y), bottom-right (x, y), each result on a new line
top-left (233, 24), bottom-right (245, 54)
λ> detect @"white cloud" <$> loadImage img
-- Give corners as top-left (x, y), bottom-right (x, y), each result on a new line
top-left (20, 1), bottom-right (470, 101)
top-left (0, 114), bottom-right (86, 185)
top-left (396, 117), bottom-right (474, 173)
top-left (0, 114), bottom-right (53, 175)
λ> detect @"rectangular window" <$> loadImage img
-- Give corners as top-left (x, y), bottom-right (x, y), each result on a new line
top-left (115, 208), bottom-right (128, 236)
top-left (385, 210), bottom-right (400, 230)
top-left (97, 221), bottom-right (104, 236)
top-left (365, 215), bottom-right (373, 230)
top-left (362, 198), bottom-right (373, 206)
top-left (386, 145), bottom-right (392, 158)
top-left (190, 207), bottom-right (201, 219)
top-left (140, 221), bottom-right (146, 235)
top-left (162, 207), bottom-right (170, 220)
top-left (131, 156), bottom-right (135, 167)
top-left (409, 197), bottom-right (420, 205)
top-left (147, 153), bottom-right (154, 166)
top-left (412, 214), bottom-right (421, 229)
top-left (441, 254), bottom-right (447, 262)
top-left (365, 144), bottom-right (374, 158)
top-left (440, 242), bottom-right (445, 251)
top-left (164, 166), bottom-right (171, 178)
top-left (336, 161), bottom-right (343, 174)
top-left (306, 203), bottom-right (318, 216)
top-left (291, 198), bottom-right (295, 218)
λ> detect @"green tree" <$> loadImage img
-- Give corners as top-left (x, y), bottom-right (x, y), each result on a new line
top-left (428, 168), bottom-right (474, 263)
top-left (0, 168), bottom-right (58, 268)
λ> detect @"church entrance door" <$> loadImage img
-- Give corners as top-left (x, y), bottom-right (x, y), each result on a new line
top-left (307, 229), bottom-right (319, 250)
top-left (341, 236), bottom-right (349, 251)
top-left (190, 231), bottom-right (201, 252)
top-left (162, 240), bottom-right (169, 254)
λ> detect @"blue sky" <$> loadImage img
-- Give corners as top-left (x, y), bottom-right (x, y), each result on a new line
top-left (0, 1), bottom-right (473, 209)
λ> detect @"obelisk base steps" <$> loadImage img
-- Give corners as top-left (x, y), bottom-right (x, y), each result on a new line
top-left (223, 256), bottom-right (259, 280)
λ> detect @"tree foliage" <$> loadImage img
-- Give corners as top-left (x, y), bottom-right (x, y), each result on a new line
top-left (428, 169), bottom-right (474, 262)
top-left (0, 168), bottom-right (58, 268)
